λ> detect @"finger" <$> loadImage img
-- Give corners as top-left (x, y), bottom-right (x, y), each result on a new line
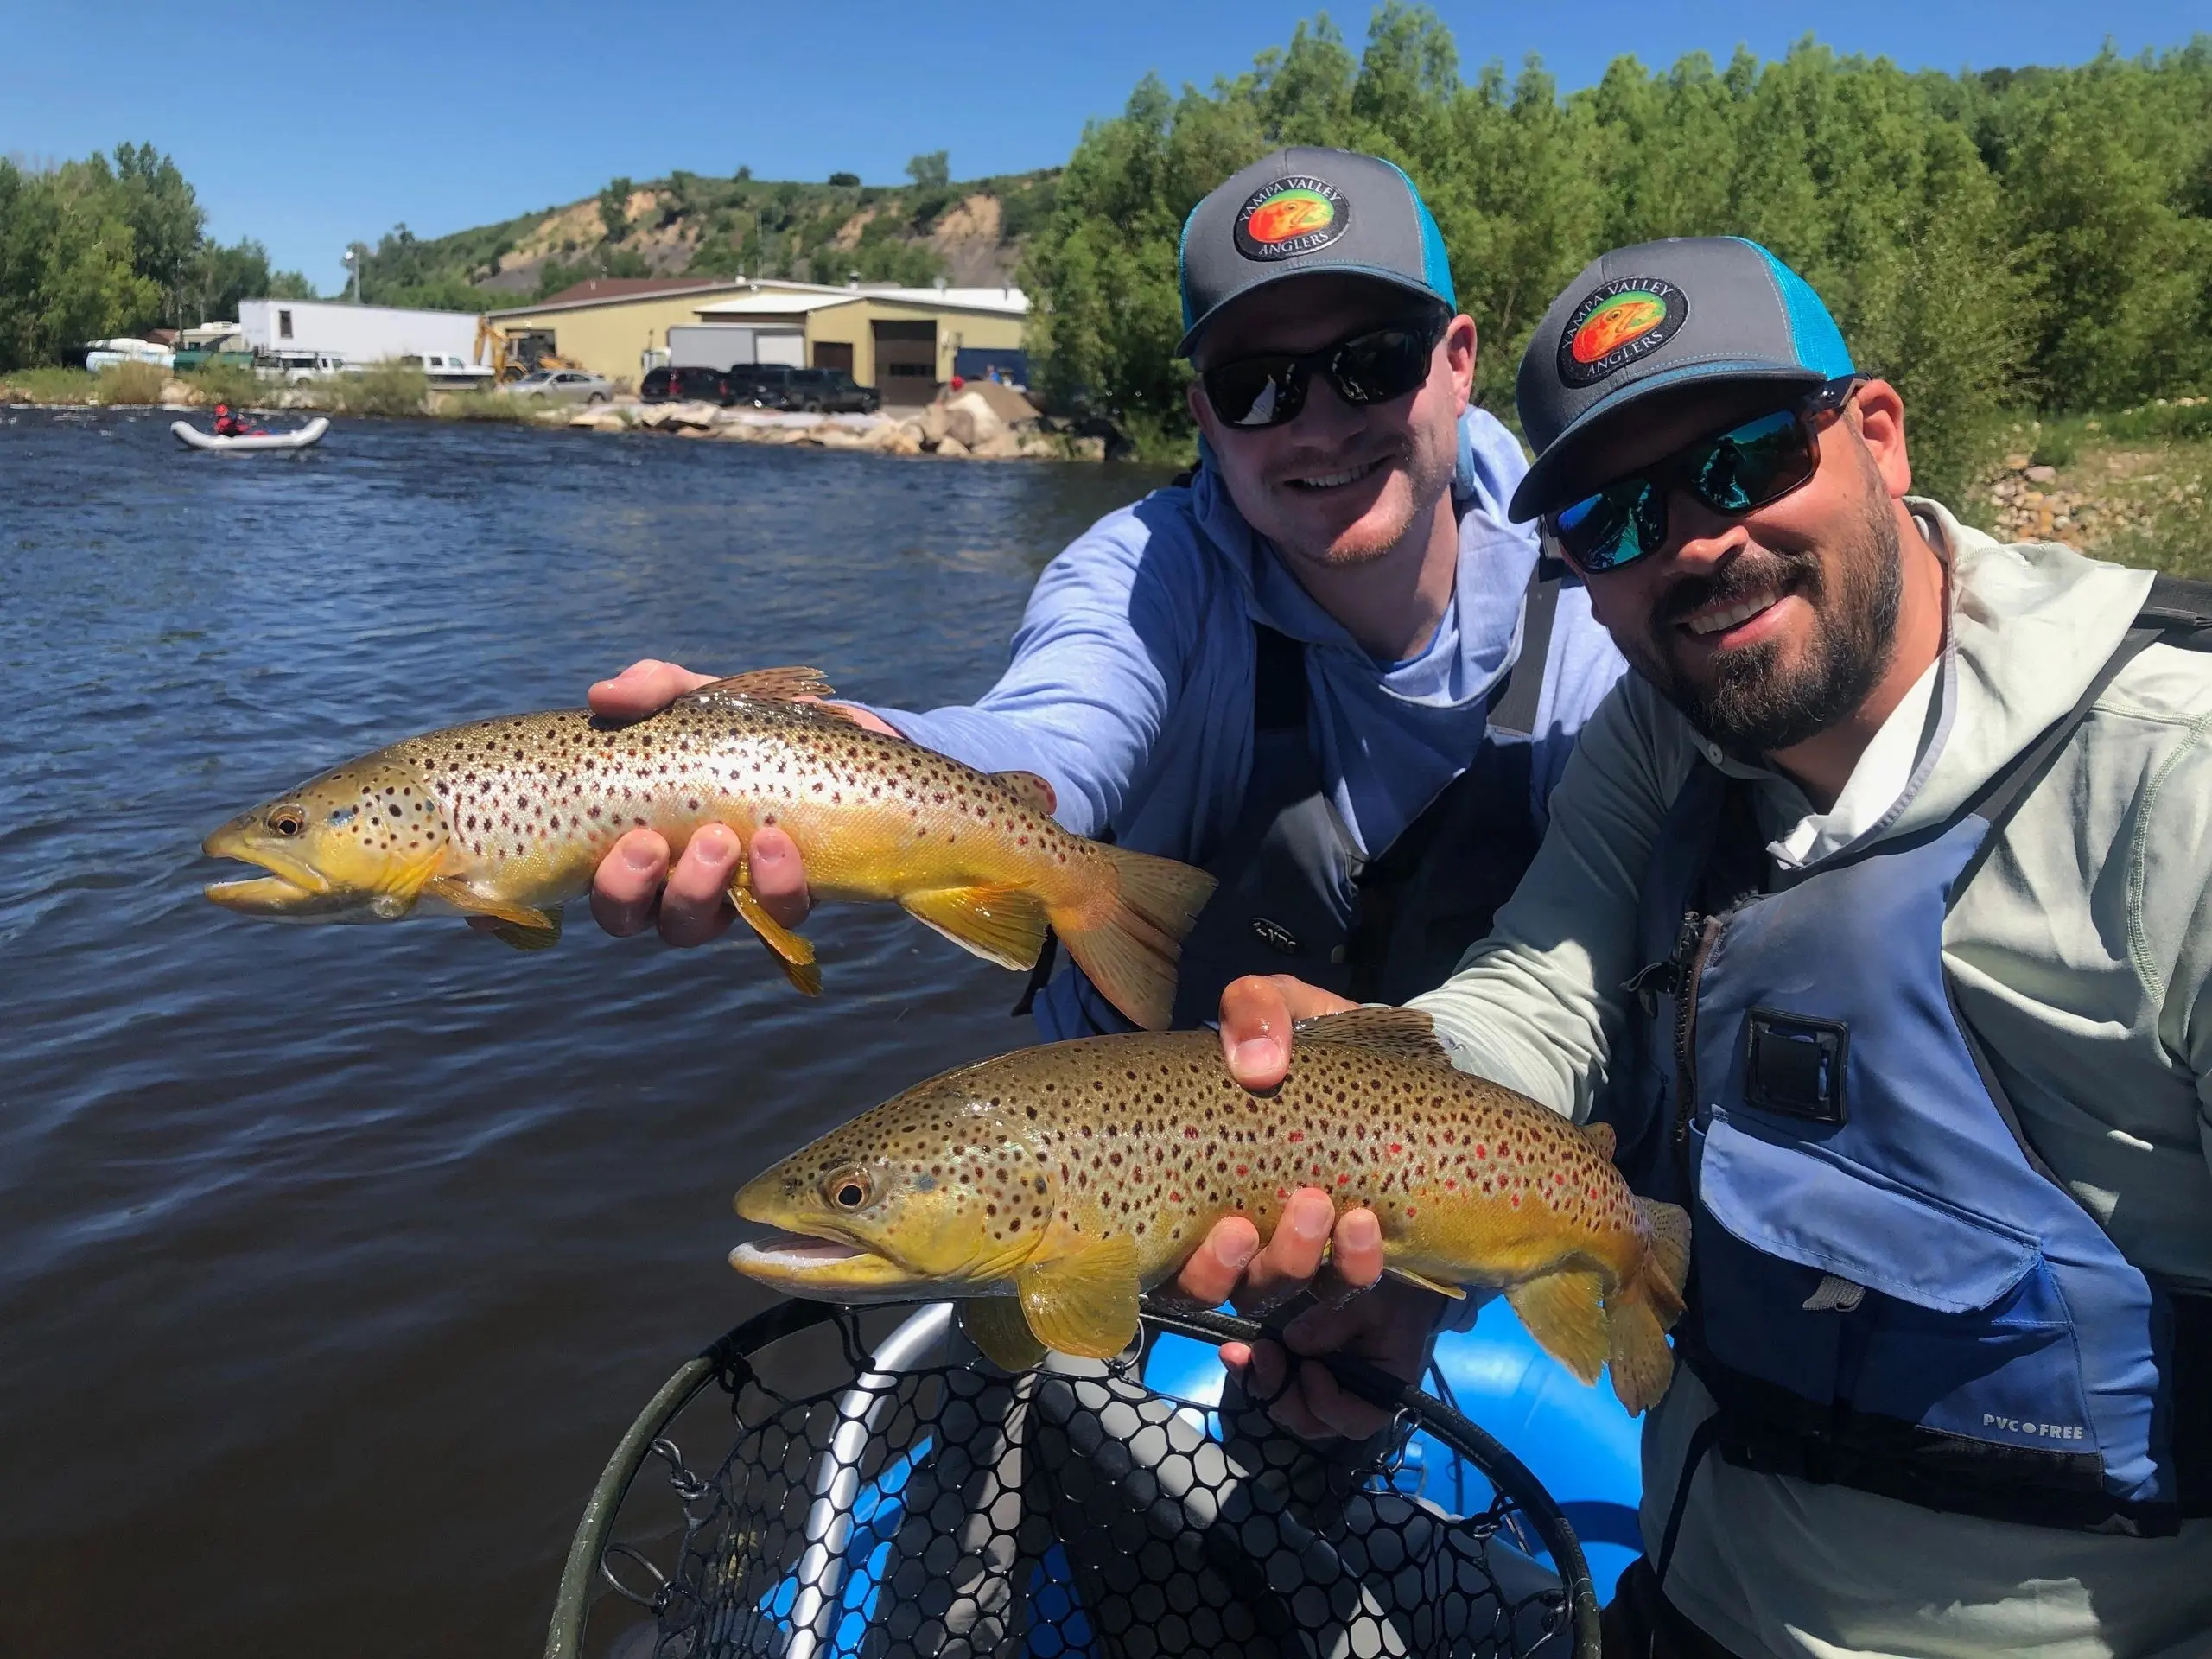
top-left (1287, 1357), bottom-right (1392, 1440)
top-left (745, 825), bottom-right (811, 929)
top-left (589, 830), bottom-right (671, 938)
top-left (658, 824), bottom-right (741, 947)
top-left (1217, 975), bottom-right (1295, 1093)
top-left (1235, 1188), bottom-right (1336, 1314)
top-left (588, 659), bottom-right (716, 721)
top-left (1318, 1206), bottom-right (1384, 1305)
top-left (806, 699), bottom-right (904, 739)
top-left (1170, 1216), bottom-right (1260, 1308)
top-left (1237, 1339), bottom-right (1338, 1441)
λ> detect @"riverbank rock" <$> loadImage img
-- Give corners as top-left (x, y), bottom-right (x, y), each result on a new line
top-left (937, 435), bottom-right (972, 460)
top-left (943, 391), bottom-right (1006, 451)
top-left (162, 379), bottom-right (201, 406)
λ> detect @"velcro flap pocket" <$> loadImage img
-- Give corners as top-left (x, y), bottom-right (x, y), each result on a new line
top-left (1699, 1117), bottom-right (2038, 1314)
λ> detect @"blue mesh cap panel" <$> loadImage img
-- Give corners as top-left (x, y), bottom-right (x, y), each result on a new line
top-left (1178, 200), bottom-right (1201, 332)
top-left (1378, 158), bottom-right (1458, 309)
top-left (1736, 238), bottom-right (1855, 378)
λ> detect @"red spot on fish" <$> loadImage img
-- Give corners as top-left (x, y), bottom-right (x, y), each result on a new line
top-left (1336, 1173), bottom-right (1350, 1186)
top-left (1287, 1131), bottom-right (1304, 1143)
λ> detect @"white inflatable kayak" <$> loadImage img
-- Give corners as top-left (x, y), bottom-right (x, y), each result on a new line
top-left (171, 416), bottom-right (329, 453)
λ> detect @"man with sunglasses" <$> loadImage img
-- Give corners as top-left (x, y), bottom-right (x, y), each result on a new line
top-left (1195, 236), bottom-right (2212, 1656)
top-left (582, 148), bottom-right (1625, 1048)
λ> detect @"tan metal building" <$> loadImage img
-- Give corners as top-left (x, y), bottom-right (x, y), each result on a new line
top-left (487, 277), bottom-right (1028, 398)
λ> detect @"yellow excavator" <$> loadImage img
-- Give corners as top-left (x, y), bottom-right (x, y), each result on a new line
top-left (474, 317), bottom-right (583, 383)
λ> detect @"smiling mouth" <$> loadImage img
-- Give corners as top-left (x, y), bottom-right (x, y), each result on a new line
top-left (1285, 456), bottom-right (1385, 491)
top-left (1681, 585), bottom-right (1788, 639)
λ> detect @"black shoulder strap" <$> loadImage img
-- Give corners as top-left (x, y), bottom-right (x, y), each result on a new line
top-left (1251, 624), bottom-right (1307, 732)
top-left (1488, 556), bottom-right (1569, 739)
top-left (2140, 575), bottom-right (2212, 649)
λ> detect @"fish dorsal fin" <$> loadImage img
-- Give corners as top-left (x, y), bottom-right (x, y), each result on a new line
top-left (687, 666), bottom-right (837, 702)
top-left (1292, 1007), bottom-right (1457, 1068)
top-left (1580, 1121), bottom-right (1618, 1163)
top-left (988, 769), bottom-right (1058, 818)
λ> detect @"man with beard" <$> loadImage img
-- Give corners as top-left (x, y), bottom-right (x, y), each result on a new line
top-left (1189, 237), bottom-right (2212, 1656)
top-left (582, 148), bottom-right (1624, 1044)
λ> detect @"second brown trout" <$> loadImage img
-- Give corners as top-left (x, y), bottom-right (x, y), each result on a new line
top-left (730, 1008), bottom-right (1691, 1413)
top-left (202, 667), bottom-right (1216, 1028)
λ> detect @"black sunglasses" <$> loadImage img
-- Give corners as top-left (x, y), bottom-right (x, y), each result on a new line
top-left (1542, 377), bottom-right (1865, 574)
top-left (1199, 313), bottom-right (1449, 429)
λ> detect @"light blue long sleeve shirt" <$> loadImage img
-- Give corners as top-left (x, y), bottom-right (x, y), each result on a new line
top-left (870, 410), bottom-right (1626, 875)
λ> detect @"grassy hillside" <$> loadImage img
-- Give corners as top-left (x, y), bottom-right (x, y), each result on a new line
top-left (354, 164), bottom-right (1058, 310)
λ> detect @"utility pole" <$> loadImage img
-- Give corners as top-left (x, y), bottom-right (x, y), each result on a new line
top-left (342, 245), bottom-right (362, 302)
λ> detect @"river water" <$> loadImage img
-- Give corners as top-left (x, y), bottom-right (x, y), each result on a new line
top-left (0, 408), bottom-right (1170, 1656)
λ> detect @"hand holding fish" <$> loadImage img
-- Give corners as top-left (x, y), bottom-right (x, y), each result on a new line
top-left (1181, 973), bottom-right (1446, 1438)
top-left (582, 659), bottom-right (898, 945)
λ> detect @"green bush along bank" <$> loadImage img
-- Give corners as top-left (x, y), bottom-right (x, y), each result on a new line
top-left (1022, 9), bottom-right (2212, 505)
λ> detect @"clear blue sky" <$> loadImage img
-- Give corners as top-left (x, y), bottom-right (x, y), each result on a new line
top-left (3, 0), bottom-right (2202, 293)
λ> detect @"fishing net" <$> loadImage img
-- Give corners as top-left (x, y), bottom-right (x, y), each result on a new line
top-left (548, 1300), bottom-right (1599, 1659)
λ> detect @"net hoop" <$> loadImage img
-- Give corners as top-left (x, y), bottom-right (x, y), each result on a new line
top-left (546, 1298), bottom-right (1603, 1659)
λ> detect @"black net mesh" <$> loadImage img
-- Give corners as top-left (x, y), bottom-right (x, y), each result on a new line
top-left (569, 1302), bottom-right (1592, 1659)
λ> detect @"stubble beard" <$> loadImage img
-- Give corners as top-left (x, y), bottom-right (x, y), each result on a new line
top-left (1634, 484), bottom-right (1904, 760)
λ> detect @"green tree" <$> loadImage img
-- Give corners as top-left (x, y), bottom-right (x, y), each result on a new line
top-left (906, 150), bottom-right (951, 189)
top-left (598, 177), bottom-right (632, 241)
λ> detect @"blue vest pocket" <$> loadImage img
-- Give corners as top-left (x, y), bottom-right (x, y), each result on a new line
top-left (1697, 1119), bottom-right (2100, 1460)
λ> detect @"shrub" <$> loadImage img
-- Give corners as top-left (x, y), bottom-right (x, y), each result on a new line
top-left (327, 360), bottom-right (428, 417)
top-left (92, 360), bottom-right (170, 404)
top-left (185, 360), bottom-right (265, 409)
top-left (0, 365), bottom-right (95, 403)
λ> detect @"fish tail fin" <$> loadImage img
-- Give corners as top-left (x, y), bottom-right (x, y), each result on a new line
top-left (1051, 845), bottom-right (1217, 1031)
top-left (1603, 1198), bottom-right (1694, 1416)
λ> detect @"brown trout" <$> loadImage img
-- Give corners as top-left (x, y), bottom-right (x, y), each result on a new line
top-left (731, 1007), bottom-right (1690, 1413)
top-left (201, 667), bottom-right (1216, 1029)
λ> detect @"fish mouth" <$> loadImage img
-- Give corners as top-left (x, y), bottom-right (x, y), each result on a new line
top-left (200, 825), bottom-right (340, 912)
top-left (728, 1231), bottom-right (944, 1300)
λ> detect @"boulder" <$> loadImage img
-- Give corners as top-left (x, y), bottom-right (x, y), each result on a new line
top-left (936, 435), bottom-right (971, 460)
top-left (1066, 435), bottom-right (1108, 463)
top-left (917, 402), bottom-right (953, 447)
top-left (161, 379), bottom-right (200, 407)
top-left (969, 429), bottom-right (1023, 460)
top-left (668, 400), bottom-right (721, 429)
top-left (875, 425), bottom-right (925, 456)
top-left (2024, 463), bottom-right (2058, 484)
top-left (944, 391), bottom-right (1006, 451)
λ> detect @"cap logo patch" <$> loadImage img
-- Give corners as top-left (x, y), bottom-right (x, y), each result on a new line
top-left (1234, 176), bottom-right (1349, 262)
top-left (1558, 278), bottom-right (1687, 386)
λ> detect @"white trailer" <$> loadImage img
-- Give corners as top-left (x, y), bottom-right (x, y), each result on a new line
top-left (238, 299), bottom-right (487, 371)
top-left (668, 324), bottom-right (805, 372)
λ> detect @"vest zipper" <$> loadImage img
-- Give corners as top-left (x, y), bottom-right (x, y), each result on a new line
top-left (1672, 912), bottom-right (1721, 1150)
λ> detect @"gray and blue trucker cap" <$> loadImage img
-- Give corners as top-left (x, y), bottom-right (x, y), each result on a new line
top-left (1177, 147), bottom-right (1456, 358)
top-left (1509, 237), bottom-right (1856, 521)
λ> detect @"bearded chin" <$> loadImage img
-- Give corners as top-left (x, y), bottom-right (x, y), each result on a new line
top-left (1656, 498), bottom-right (1904, 761)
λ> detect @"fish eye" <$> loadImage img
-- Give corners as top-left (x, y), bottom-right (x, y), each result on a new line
top-left (267, 805), bottom-right (306, 837)
top-left (824, 1169), bottom-right (874, 1211)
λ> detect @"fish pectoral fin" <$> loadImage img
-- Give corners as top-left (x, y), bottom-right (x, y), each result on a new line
top-left (1505, 1268), bottom-right (1611, 1385)
top-left (1014, 1234), bottom-right (1141, 1361)
top-left (491, 909), bottom-right (563, 951)
top-left (988, 769), bottom-right (1058, 817)
top-left (427, 876), bottom-right (562, 947)
top-left (1580, 1121), bottom-right (1618, 1163)
top-left (961, 1297), bottom-right (1047, 1371)
top-left (901, 884), bottom-right (1049, 973)
top-left (1383, 1265), bottom-right (1466, 1300)
top-left (730, 866), bottom-right (822, 996)
top-left (679, 667), bottom-right (837, 709)
top-left (1291, 1007), bottom-right (1458, 1070)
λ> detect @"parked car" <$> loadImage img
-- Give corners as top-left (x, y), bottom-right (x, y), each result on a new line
top-left (505, 368), bottom-right (613, 405)
top-left (786, 367), bottom-right (880, 414)
top-left (640, 365), bottom-right (731, 404)
top-left (720, 364), bottom-right (802, 410)
top-left (259, 350), bottom-right (349, 385)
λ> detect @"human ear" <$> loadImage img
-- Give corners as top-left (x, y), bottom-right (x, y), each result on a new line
top-left (1850, 378), bottom-right (1913, 499)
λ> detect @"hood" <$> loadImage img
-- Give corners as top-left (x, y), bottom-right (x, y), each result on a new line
top-left (1887, 501), bottom-right (2155, 836)
top-left (1184, 408), bottom-right (1547, 852)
